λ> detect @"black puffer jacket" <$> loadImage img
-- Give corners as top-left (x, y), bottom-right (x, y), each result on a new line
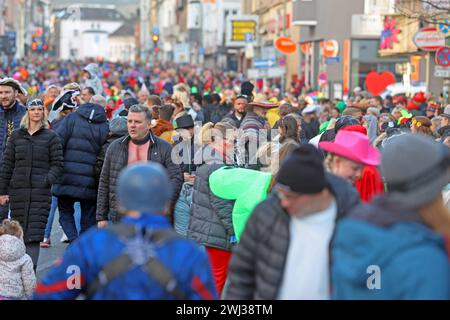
top-left (0, 127), bottom-right (63, 243)
top-left (96, 131), bottom-right (183, 223)
top-left (52, 103), bottom-right (109, 200)
top-left (187, 145), bottom-right (235, 251)
top-left (224, 173), bottom-right (360, 300)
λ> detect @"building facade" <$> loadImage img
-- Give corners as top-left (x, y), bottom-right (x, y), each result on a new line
top-left (108, 20), bottom-right (136, 63)
top-left (54, 5), bottom-right (125, 60)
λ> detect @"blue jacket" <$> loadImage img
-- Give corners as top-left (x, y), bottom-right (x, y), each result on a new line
top-left (33, 214), bottom-right (218, 300)
top-left (52, 103), bottom-right (109, 199)
top-left (332, 195), bottom-right (450, 300)
top-left (0, 101), bottom-right (26, 166)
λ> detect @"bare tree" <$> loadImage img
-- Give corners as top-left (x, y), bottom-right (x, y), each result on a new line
top-left (395, 0), bottom-right (450, 26)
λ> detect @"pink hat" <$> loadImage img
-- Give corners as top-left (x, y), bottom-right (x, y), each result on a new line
top-left (319, 131), bottom-right (380, 166)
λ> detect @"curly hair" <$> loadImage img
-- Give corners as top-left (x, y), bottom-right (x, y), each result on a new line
top-left (0, 219), bottom-right (23, 239)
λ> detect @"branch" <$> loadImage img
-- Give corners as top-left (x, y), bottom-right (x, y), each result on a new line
top-left (421, 0), bottom-right (450, 12)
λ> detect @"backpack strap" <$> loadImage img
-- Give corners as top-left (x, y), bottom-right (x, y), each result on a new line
top-left (85, 224), bottom-right (187, 299)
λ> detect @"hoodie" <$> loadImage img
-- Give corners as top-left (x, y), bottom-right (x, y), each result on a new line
top-left (76, 103), bottom-right (108, 124)
top-left (84, 63), bottom-right (103, 96)
top-left (0, 235), bottom-right (36, 299)
top-left (332, 196), bottom-right (450, 300)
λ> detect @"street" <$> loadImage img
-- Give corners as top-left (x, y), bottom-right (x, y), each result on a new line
top-left (36, 211), bottom-right (68, 281)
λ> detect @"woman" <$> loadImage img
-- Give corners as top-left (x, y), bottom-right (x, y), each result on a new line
top-left (278, 115), bottom-right (301, 146)
top-left (320, 130), bottom-right (380, 185)
top-left (411, 116), bottom-right (433, 137)
top-left (187, 121), bottom-right (235, 296)
top-left (0, 99), bottom-right (63, 270)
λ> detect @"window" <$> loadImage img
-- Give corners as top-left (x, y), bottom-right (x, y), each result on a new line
top-left (74, 30), bottom-right (78, 37)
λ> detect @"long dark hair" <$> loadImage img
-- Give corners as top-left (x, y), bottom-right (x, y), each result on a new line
top-left (279, 115), bottom-right (300, 144)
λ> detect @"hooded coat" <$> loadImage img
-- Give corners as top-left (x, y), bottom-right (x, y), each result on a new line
top-left (332, 196), bottom-right (450, 299)
top-left (0, 235), bottom-right (36, 299)
top-left (84, 63), bottom-right (103, 96)
top-left (0, 102), bottom-right (27, 167)
top-left (0, 128), bottom-right (63, 243)
top-left (187, 145), bottom-right (235, 251)
top-left (52, 103), bottom-right (109, 200)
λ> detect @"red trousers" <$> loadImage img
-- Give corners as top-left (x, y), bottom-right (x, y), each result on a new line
top-left (205, 246), bottom-right (232, 296)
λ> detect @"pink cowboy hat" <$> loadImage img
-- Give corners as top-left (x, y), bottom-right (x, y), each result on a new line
top-left (319, 131), bottom-right (380, 166)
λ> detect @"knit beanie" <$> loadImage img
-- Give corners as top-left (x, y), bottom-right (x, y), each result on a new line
top-left (276, 144), bottom-right (326, 194)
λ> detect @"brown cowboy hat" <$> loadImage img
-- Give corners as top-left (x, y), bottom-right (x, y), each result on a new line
top-left (248, 93), bottom-right (278, 109)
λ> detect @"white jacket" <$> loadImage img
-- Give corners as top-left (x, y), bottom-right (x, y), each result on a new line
top-left (0, 235), bottom-right (36, 299)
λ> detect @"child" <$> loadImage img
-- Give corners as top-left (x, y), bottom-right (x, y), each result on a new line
top-left (0, 219), bottom-right (36, 300)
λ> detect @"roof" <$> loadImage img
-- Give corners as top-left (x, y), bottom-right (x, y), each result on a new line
top-left (82, 30), bottom-right (109, 34)
top-left (109, 21), bottom-right (135, 37)
top-left (59, 6), bottom-right (126, 21)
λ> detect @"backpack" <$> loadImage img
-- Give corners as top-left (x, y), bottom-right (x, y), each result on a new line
top-left (86, 223), bottom-right (187, 299)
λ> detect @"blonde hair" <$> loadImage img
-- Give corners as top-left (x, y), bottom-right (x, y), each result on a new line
top-left (20, 106), bottom-right (49, 130)
top-left (200, 122), bottom-right (235, 145)
top-left (0, 219), bottom-right (23, 239)
top-left (172, 85), bottom-right (190, 109)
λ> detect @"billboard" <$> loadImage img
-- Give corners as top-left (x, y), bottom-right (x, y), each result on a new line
top-left (226, 15), bottom-right (258, 47)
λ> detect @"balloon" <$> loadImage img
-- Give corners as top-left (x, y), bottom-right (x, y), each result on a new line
top-left (209, 167), bottom-right (271, 241)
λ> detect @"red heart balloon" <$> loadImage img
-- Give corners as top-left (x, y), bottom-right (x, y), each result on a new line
top-left (365, 71), bottom-right (395, 96)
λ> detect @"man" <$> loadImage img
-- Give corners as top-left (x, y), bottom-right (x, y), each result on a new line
top-left (52, 101), bottom-right (109, 242)
top-left (173, 114), bottom-right (196, 177)
top-left (0, 78), bottom-right (27, 220)
top-left (301, 104), bottom-right (321, 140)
top-left (44, 84), bottom-right (60, 101)
top-left (331, 134), bottom-right (450, 299)
top-left (236, 93), bottom-right (276, 167)
top-left (34, 163), bottom-right (217, 300)
top-left (223, 94), bottom-right (247, 128)
top-left (113, 97), bottom-right (139, 118)
top-left (97, 104), bottom-right (183, 225)
top-left (152, 104), bottom-right (175, 144)
top-left (138, 84), bottom-right (150, 105)
top-left (439, 106), bottom-right (450, 142)
top-left (80, 87), bottom-right (95, 104)
top-left (225, 144), bottom-right (360, 299)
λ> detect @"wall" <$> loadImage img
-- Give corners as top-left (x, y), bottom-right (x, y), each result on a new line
top-left (109, 36), bottom-right (136, 62)
top-left (59, 19), bottom-right (122, 59)
top-left (298, 0), bottom-right (365, 91)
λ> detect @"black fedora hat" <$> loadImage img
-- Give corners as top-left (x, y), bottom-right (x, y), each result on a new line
top-left (175, 114), bottom-right (194, 129)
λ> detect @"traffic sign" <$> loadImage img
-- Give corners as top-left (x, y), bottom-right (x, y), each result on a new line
top-left (253, 59), bottom-right (276, 69)
top-left (413, 27), bottom-right (446, 51)
top-left (245, 32), bottom-right (253, 43)
top-left (247, 67), bottom-right (285, 79)
top-left (436, 46), bottom-right (450, 67)
top-left (435, 65), bottom-right (450, 78)
top-left (325, 57), bottom-right (340, 64)
top-left (318, 72), bottom-right (328, 82)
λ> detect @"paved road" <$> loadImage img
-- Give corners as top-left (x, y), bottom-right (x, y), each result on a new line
top-left (36, 210), bottom-right (68, 280)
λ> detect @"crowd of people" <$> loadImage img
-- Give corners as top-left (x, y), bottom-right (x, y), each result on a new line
top-left (0, 58), bottom-right (449, 300)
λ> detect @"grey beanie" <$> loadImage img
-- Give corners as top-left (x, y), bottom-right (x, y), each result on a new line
top-left (109, 116), bottom-right (128, 136)
top-left (381, 134), bottom-right (450, 208)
